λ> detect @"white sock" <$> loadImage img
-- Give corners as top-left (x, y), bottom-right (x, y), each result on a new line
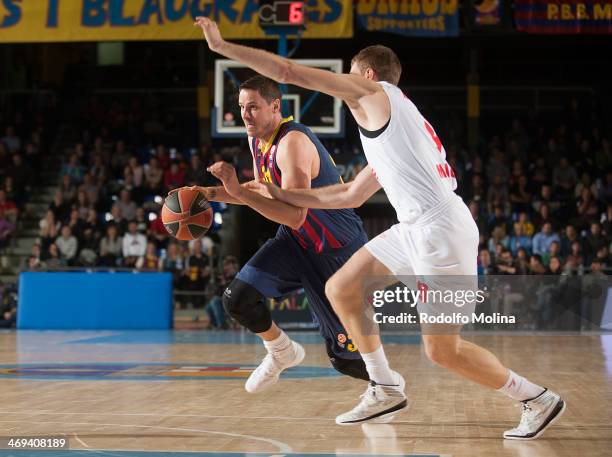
top-left (362, 345), bottom-right (396, 385)
top-left (263, 330), bottom-right (293, 360)
top-left (498, 370), bottom-right (545, 401)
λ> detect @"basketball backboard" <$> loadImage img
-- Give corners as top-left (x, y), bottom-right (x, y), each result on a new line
top-left (213, 59), bottom-right (344, 138)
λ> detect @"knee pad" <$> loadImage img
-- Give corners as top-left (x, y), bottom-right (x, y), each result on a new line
top-left (222, 278), bottom-right (272, 334)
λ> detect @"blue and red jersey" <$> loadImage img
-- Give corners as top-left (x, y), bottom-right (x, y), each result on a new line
top-left (251, 120), bottom-right (365, 253)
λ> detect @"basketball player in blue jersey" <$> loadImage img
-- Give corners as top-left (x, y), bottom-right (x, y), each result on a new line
top-left (194, 16), bottom-right (566, 439)
top-left (178, 75), bottom-right (370, 392)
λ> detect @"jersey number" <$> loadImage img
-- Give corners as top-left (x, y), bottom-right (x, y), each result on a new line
top-left (424, 120), bottom-right (442, 153)
top-left (424, 120), bottom-right (455, 179)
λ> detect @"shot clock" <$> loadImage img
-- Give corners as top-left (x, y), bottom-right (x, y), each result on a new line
top-left (258, 1), bottom-right (306, 29)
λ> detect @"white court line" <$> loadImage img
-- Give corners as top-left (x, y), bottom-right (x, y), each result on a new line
top-left (0, 410), bottom-right (328, 422)
top-left (0, 419), bottom-right (293, 454)
top-left (73, 433), bottom-right (91, 448)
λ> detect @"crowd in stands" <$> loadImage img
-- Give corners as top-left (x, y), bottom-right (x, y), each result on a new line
top-left (453, 104), bottom-right (612, 276)
top-left (0, 92), bottom-right (57, 261)
top-left (2, 89), bottom-right (610, 329)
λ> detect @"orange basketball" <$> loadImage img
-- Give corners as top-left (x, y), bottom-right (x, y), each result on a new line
top-left (161, 188), bottom-right (213, 241)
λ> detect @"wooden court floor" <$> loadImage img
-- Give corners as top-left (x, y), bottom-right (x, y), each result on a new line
top-left (0, 330), bottom-right (610, 457)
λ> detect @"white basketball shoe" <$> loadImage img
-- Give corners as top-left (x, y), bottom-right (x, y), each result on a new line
top-left (245, 341), bottom-right (305, 393)
top-left (336, 370), bottom-right (407, 425)
top-left (504, 389), bottom-right (566, 440)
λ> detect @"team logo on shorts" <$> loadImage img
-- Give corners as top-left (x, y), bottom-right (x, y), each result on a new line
top-left (337, 333), bottom-right (347, 344)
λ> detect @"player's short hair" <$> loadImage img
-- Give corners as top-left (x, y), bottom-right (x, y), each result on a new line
top-left (239, 75), bottom-right (282, 104)
top-left (351, 45), bottom-right (402, 85)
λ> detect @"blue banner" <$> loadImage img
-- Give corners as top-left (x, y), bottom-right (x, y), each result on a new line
top-left (356, 0), bottom-right (459, 37)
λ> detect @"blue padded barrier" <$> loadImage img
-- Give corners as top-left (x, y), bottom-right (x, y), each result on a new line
top-left (18, 272), bottom-right (173, 330)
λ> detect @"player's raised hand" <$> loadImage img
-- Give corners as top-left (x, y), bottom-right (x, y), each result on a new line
top-left (194, 17), bottom-right (224, 52)
top-left (207, 161), bottom-right (241, 197)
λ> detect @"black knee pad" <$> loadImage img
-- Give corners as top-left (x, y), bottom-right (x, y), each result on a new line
top-left (326, 342), bottom-right (369, 381)
top-left (222, 278), bottom-right (272, 334)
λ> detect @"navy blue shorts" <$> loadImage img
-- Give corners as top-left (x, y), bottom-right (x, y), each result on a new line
top-left (236, 228), bottom-right (368, 360)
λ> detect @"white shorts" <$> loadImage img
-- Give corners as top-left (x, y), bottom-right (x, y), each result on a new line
top-left (366, 194), bottom-right (479, 318)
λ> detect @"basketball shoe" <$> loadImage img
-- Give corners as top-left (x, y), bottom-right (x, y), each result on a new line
top-left (245, 341), bottom-right (305, 393)
top-left (336, 370), bottom-right (407, 425)
top-left (504, 389), bottom-right (566, 440)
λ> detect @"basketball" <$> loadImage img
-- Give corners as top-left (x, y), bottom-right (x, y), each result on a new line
top-left (161, 188), bottom-right (213, 241)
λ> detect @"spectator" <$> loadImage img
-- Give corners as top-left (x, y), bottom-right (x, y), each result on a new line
top-left (59, 173), bottom-right (76, 203)
top-left (477, 248), bottom-right (493, 276)
top-left (469, 200), bottom-right (487, 236)
top-left (583, 222), bottom-right (607, 261)
top-left (532, 184), bottom-right (560, 215)
top-left (39, 209), bottom-right (60, 254)
top-left (529, 255), bottom-right (547, 274)
top-left (0, 209), bottom-right (15, 248)
top-left (98, 224), bottom-right (123, 267)
top-left (122, 221), bottom-right (147, 267)
top-left (0, 189), bottom-right (18, 224)
top-left (548, 256), bottom-right (562, 274)
top-left (185, 154), bottom-right (206, 186)
top-left (560, 224), bottom-right (580, 258)
top-left (67, 208), bottom-right (85, 241)
top-left (487, 175), bottom-right (508, 211)
top-left (6, 154), bottom-right (31, 197)
top-left (149, 211), bottom-right (170, 248)
top-left (159, 242), bottom-right (185, 286)
top-left (117, 188), bottom-right (137, 222)
top-left (49, 190), bottom-right (70, 223)
top-left (135, 208), bottom-right (151, 234)
top-left (509, 175), bottom-right (532, 214)
top-left (515, 247), bottom-right (530, 275)
top-left (1, 126), bottom-right (21, 153)
top-left (602, 203), bottom-right (612, 237)
top-left (164, 161), bottom-right (185, 192)
top-left (533, 203), bottom-right (558, 230)
top-left (575, 188), bottom-right (601, 227)
top-left (487, 225), bottom-right (510, 254)
top-left (61, 153), bottom-right (85, 184)
top-left (594, 245), bottom-right (611, 269)
top-left (565, 241), bottom-right (585, 268)
top-left (487, 148), bottom-right (510, 184)
top-left (552, 157), bottom-right (578, 197)
top-left (136, 241), bottom-right (159, 270)
top-left (205, 255), bottom-right (239, 329)
top-left (517, 212), bottom-right (535, 237)
top-left (79, 173), bottom-right (100, 207)
top-left (509, 222), bottom-right (532, 256)
top-left (181, 239), bottom-right (212, 307)
top-left (144, 156), bottom-right (163, 194)
top-left (107, 203), bottom-right (127, 233)
top-left (55, 225), bottom-right (78, 263)
top-left (494, 249), bottom-right (517, 275)
top-left (574, 172), bottom-right (597, 198)
top-left (532, 222), bottom-right (561, 256)
top-left (487, 204), bottom-right (509, 235)
top-left (75, 190), bottom-right (91, 220)
top-left (128, 156), bottom-right (144, 188)
top-left (543, 241), bottom-right (562, 267)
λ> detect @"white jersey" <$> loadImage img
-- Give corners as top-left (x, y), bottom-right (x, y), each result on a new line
top-left (359, 82), bottom-right (457, 224)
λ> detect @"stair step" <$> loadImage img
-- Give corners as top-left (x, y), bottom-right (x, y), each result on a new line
top-left (0, 274), bottom-right (18, 285)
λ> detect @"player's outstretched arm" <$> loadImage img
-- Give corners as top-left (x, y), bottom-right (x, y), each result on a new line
top-left (168, 185), bottom-right (250, 205)
top-left (249, 166), bottom-right (381, 210)
top-left (194, 17), bottom-right (379, 108)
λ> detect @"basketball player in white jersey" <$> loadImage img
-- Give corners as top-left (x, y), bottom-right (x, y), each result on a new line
top-left (194, 17), bottom-right (566, 439)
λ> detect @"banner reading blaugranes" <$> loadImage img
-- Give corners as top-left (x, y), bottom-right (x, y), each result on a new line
top-left (356, 0), bottom-right (459, 37)
top-left (0, 0), bottom-right (353, 43)
top-left (515, 0), bottom-right (612, 34)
